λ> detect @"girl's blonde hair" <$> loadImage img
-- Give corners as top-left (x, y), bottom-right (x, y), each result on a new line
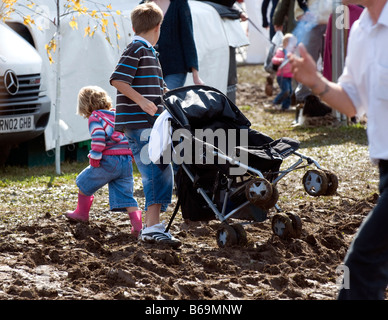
top-left (77, 86), bottom-right (112, 118)
top-left (283, 33), bottom-right (297, 49)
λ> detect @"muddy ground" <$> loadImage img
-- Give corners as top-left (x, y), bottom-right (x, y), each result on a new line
top-left (0, 66), bottom-right (383, 301)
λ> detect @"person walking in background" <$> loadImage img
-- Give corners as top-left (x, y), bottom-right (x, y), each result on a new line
top-left (272, 0), bottom-right (297, 34)
top-left (149, 0), bottom-right (204, 89)
top-left (289, 0), bottom-right (388, 300)
top-left (262, 0), bottom-right (279, 39)
top-left (110, 2), bottom-right (181, 248)
top-left (271, 33), bottom-right (297, 111)
top-left (65, 86), bottom-right (142, 237)
top-left (293, 0), bottom-right (331, 105)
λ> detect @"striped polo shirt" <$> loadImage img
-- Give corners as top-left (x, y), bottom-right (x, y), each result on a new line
top-left (110, 36), bottom-right (166, 131)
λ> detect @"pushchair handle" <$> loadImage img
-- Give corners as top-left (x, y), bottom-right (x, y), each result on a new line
top-left (145, 97), bottom-right (163, 125)
top-left (147, 93), bottom-right (191, 131)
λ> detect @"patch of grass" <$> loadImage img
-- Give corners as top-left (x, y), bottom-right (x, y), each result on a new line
top-left (0, 161), bottom-right (87, 187)
top-left (0, 159), bottom-right (141, 188)
top-left (293, 123), bottom-right (368, 148)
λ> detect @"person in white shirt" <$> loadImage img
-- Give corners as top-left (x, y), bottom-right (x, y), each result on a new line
top-left (289, 0), bottom-right (388, 300)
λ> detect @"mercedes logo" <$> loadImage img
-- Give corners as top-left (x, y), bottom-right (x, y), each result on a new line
top-left (4, 70), bottom-right (19, 95)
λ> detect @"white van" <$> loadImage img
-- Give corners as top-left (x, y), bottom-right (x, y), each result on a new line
top-left (0, 22), bottom-right (51, 163)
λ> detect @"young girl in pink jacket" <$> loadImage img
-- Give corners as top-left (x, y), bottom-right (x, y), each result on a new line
top-left (65, 86), bottom-right (142, 237)
top-left (272, 33), bottom-right (297, 110)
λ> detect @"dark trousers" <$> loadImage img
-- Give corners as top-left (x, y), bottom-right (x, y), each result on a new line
top-left (338, 160), bottom-right (388, 299)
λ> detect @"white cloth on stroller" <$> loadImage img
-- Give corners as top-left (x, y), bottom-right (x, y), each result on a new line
top-left (148, 110), bottom-right (172, 164)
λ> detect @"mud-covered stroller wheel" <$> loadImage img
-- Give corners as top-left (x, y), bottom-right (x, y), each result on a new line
top-left (231, 223), bottom-right (248, 246)
top-left (216, 223), bottom-right (238, 248)
top-left (264, 184), bottom-right (279, 209)
top-left (287, 212), bottom-right (302, 238)
top-left (302, 169), bottom-right (328, 196)
top-left (323, 170), bottom-right (338, 196)
top-left (272, 213), bottom-right (292, 239)
top-left (245, 178), bottom-right (274, 209)
top-left (272, 212), bottom-right (302, 239)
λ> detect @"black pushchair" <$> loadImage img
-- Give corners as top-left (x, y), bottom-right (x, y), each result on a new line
top-left (150, 85), bottom-right (338, 247)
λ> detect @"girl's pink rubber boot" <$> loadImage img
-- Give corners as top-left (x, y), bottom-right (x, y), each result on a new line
top-left (65, 193), bottom-right (94, 222)
top-left (128, 210), bottom-right (142, 237)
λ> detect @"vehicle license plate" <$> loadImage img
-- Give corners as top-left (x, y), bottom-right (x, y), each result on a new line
top-left (0, 115), bottom-right (34, 133)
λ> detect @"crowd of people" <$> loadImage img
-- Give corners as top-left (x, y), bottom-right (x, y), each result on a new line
top-left (64, 0), bottom-right (388, 300)
top-left (262, 0), bottom-right (364, 124)
top-left (265, 0), bottom-right (388, 300)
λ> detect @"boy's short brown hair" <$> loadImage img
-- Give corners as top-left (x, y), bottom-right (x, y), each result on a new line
top-left (131, 2), bottom-right (163, 35)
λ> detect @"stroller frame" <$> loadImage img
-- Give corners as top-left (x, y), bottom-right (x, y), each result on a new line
top-left (150, 85), bottom-right (338, 247)
top-left (176, 131), bottom-right (323, 222)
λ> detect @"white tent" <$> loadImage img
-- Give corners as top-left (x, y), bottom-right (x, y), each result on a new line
top-left (9, 0), bottom-right (249, 152)
top-left (240, 0), bottom-right (272, 64)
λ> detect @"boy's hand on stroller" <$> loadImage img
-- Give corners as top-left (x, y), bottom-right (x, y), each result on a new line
top-left (139, 98), bottom-right (158, 116)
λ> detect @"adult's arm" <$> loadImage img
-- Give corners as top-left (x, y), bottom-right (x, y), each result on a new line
top-left (289, 43), bottom-right (356, 118)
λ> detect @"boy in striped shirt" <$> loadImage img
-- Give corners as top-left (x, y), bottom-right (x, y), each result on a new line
top-left (110, 2), bottom-right (180, 248)
top-left (65, 86), bottom-right (142, 237)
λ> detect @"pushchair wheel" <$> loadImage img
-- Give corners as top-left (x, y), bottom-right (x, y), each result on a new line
top-left (245, 178), bottom-right (275, 209)
top-left (216, 223), bottom-right (238, 248)
top-left (323, 170), bottom-right (338, 196)
top-left (287, 212), bottom-right (302, 238)
top-left (231, 223), bottom-right (248, 246)
top-left (302, 169), bottom-right (328, 196)
top-left (272, 212), bottom-right (302, 239)
top-left (272, 213), bottom-right (293, 239)
top-left (263, 184), bottom-right (279, 209)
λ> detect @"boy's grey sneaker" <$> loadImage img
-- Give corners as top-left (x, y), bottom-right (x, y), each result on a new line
top-left (140, 223), bottom-right (181, 248)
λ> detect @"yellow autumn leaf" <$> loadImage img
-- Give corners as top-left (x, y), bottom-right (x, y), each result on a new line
top-left (84, 26), bottom-right (90, 37)
top-left (107, 4), bottom-right (112, 10)
top-left (116, 10), bottom-right (121, 15)
top-left (101, 18), bottom-right (108, 26)
top-left (69, 18), bottom-right (78, 30)
top-left (23, 15), bottom-right (35, 25)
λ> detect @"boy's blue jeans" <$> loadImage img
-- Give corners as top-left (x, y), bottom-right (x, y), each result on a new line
top-left (274, 76), bottom-right (292, 110)
top-left (338, 160), bottom-right (388, 299)
top-left (124, 128), bottom-right (173, 212)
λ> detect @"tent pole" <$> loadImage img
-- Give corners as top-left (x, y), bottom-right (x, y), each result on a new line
top-left (55, 0), bottom-right (61, 175)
